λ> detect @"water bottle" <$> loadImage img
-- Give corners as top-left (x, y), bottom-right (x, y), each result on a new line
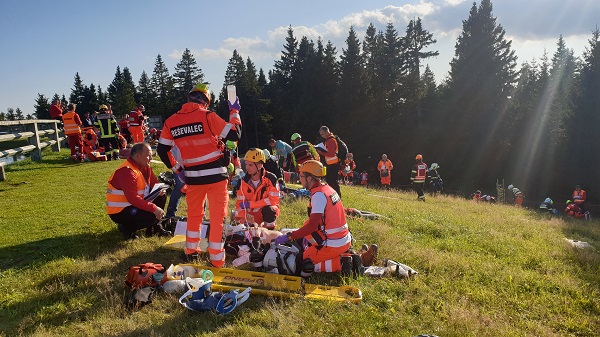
top-left (227, 85), bottom-right (236, 105)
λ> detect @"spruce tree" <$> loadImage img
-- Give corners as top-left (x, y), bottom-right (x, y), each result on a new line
top-left (107, 66), bottom-right (137, 117)
top-left (136, 71), bottom-right (154, 110)
top-left (69, 72), bottom-right (86, 107)
top-left (6, 108), bottom-right (16, 121)
top-left (338, 26), bottom-right (365, 120)
top-left (173, 48), bottom-right (204, 106)
top-left (150, 55), bottom-right (176, 118)
top-left (444, 0), bottom-right (518, 189)
top-left (34, 94), bottom-right (51, 119)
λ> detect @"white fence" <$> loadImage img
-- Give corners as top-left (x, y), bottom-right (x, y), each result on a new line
top-left (0, 120), bottom-right (65, 181)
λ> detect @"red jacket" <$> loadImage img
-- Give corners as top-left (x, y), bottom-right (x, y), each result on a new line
top-left (108, 158), bottom-right (160, 213)
top-left (49, 104), bottom-right (63, 119)
top-left (128, 108), bottom-right (144, 126)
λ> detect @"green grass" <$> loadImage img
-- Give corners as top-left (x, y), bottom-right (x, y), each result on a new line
top-left (0, 148), bottom-right (599, 337)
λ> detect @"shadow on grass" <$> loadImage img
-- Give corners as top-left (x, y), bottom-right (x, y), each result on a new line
top-left (0, 230), bottom-right (123, 271)
top-left (0, 234), bottom-right (284, 336)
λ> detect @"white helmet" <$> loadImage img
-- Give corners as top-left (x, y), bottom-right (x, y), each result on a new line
top-left (507, 184), bottom-right (513, 190)
top-left (430, 163), bottom-right (439, 170)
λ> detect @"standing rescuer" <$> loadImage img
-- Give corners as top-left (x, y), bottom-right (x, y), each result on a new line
top-left (128, 104), bottom-right (146, 143)
top-left (157, 83), bottom-right (242, 267)
top-left (411, 154), bottom-right (428, 201)
top-left (61, 103), bottom-right (84, 162)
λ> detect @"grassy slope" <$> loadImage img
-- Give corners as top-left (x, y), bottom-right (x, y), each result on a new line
top-left (0, 148), bottom-right (598, 337)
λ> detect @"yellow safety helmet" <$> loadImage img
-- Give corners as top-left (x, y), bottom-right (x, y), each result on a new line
top-left (299, 160), bottom-right (325, 177)
top-left (99, 104), bottom-right (108, 111)
top-left (189, 83), bottom-right (211, 104)
top-left (244, 148), bottom-right (266, 163)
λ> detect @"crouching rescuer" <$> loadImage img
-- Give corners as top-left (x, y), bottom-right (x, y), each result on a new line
top-left (157, 83), bottom-right (242, 268)
top-left (272, 160), bottom-right (352, 274)
top-left (235, 148), bottom-right (280, 229)
top-left (106, 143), bottom-right (168, 239)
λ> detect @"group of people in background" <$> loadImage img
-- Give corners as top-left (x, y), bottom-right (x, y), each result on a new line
top-left (472, 183), bottom-right (592, 220)
top-left (53, 99), bottom-right (156, 163)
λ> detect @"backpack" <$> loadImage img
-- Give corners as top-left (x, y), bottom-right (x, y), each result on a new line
top-left (262, 241), bottom-right (302, 275)
top-left (125, 263), bottom-right (166, 289)
top-left (333, 135), bottom-right (348, 161)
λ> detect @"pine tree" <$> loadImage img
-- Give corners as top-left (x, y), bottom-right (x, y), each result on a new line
top-left (136, 71), bottom-right (154, 110)
top-left (15, 108), bottom-right (24, 120)
top-left (338, 26), bottom-right (366, 120)
top-left (34, 94), bottom-right (51, 119)
top-left (444, 0), bottom-right (518, 189)
top-left (150, 55), bottom-right (176, 118)
top-left (572, 27), bottom-right (600, 191)
top-left (173, 48), bottom-right (204, 106)
top-left (403, 18), bottom-right (439, 126)
top-left (69, 72), bottom-right (86, 107)
top-left (6, 108), bottom-right (16, 121)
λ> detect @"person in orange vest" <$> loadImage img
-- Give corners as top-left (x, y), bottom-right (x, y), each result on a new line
top-left (316, 126), bottom-right (342, 198)
top-left (156, 83), bottom-right (242, 267)
top-left (106, 143), bottom-right (169, 239)
top-left (128, 104), bottom-right (146, 143)
top-left (472, 190), bottom-right (482, 201)
top-left (82, 129), bottom-right (107, 161)
top-left (61, 103), bottom-right (84, 162)
top-left (507, 184), bottom-right (524, 207)
top-left (565, 199), bottom-right (590, 219)
top-left (360, 171), bottom-right (368, 186)
top-left (410, 154), bottom-right (428, 201)
top-left (572, 184), bottom-right (587, 212)
top-left (339, 152), bottom-right (356, 185)
top-left (235, 149), bottom-right (280, 230)
top-left (273, 160), bottom-right (352, 274)
top-left (377, 154), bottom-right (393, 188)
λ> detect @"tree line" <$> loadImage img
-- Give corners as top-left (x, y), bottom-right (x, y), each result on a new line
top-left (3, 0), bottom-right (599, 203)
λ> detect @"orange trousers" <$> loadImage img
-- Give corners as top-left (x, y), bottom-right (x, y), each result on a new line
top-left (380, 174), bottom-right (391, 185)
top-left (304, 241), bottom-right (351, 273)
top-left (515, 194), bottom-right (524, 207)
top-left (129, 125), bottom-right (144, 143)
top-left (185, 180), bottom-right (229, 267)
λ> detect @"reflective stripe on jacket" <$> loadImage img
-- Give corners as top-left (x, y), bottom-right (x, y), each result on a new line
top-left (305, 184), bottom-right (350, 248)
top-left (235, 169), bottom-right (280, 220)
top-left (159, 102), bottom-right (239, 185)
top-left (106, 161), bottom-right (149, 214)
top-left (62, 111), bottom-right (81, 135)
top-left (411, 162), bottom-right (428, 182)
top-left (323, 136), bottom-right (339, 165)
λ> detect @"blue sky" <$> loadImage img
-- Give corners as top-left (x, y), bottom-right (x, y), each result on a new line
top-left (0, 0), bottom-right (598, 116)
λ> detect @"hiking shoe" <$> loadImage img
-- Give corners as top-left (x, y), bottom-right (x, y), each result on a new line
top-left (182, 252), bottom-right (200, 263)
top-left (360, 244), bottom-right (378, 267)
top-left (351, 253), bottom-right (364, 277)
top-left (125, 232), bottom-right (139, 240)
top-left (341, 254), bottom-right (352, 277)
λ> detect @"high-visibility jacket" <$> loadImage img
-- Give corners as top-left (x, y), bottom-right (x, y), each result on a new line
top-left (106, 160), bottom-right (150, 214)
top-left (322, 136), bottom-right (339, 165)
top-left (411, 161), bottom-right (428, 183)
top-left (128, 108), bottom-right (144, 126)
top-left (118, 118), bottom-right (130, 131)
top-left (158, 102), bottom-right (241, 185)
top-left (303, 184), bottom-right (350, 248)
top-left (378, 160), bottom-right (393, 176)
top-left (84, 129), bottom-right (98, 148)
top-left (291, 141), bottom-right (319, 170)
top-left (62, 111), bottom-right (82, 135)
top-left (573, 189), bottom-right (586, 205)
top-left (235, 169), bottom-right (280, 223)
top-left (94, 113), bottom-right (119, 138)
top-left (565, 202), bottom-right (584, 218)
